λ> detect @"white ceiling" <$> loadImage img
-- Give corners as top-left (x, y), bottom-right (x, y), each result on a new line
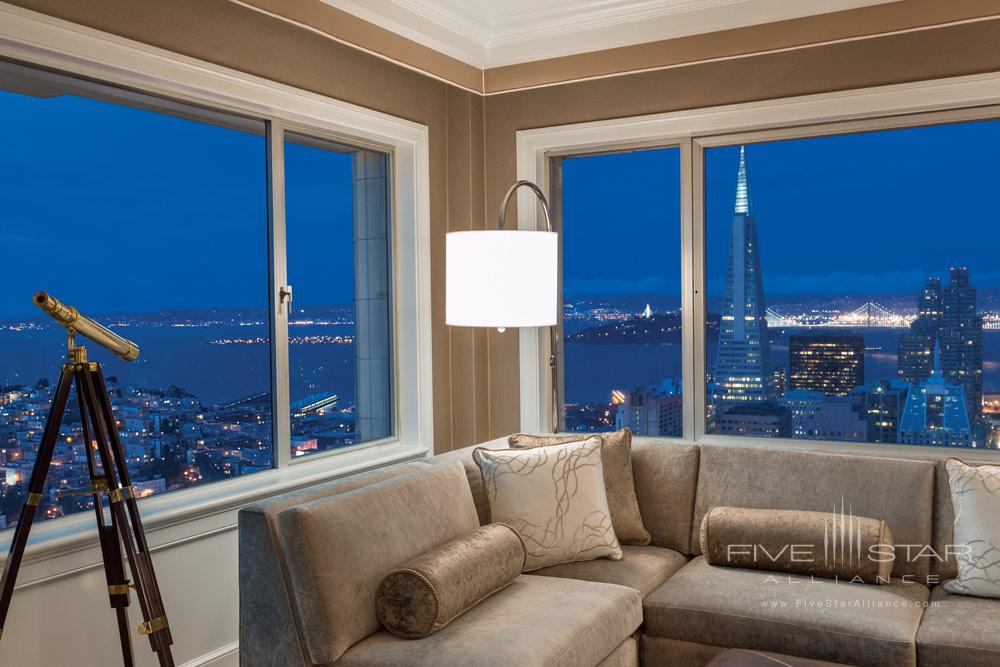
top-left (323, 0), bottom-right (899, 68)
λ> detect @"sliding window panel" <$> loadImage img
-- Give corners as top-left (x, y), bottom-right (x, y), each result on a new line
top-left (283, 133), bottom-right (393, 457)
top-left (560, 147), bottom-right (683, 436)
top-left (0, 60), bottom-right (271, 528)
top-left (704, 121), bottom-right (1000, 448)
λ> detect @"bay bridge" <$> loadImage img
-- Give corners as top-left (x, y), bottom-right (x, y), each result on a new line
top-left (765, 302), bottom-right (914, 328)
top-left (765, 302), bottom-right (1000, 330)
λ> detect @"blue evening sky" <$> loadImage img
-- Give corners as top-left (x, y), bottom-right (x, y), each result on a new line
top-left (5, 83), bottom-right (1000, 318)
top-left (0, 89), bottom-right (355, 319)
top-left (564, 119), bottom-right (1000, 301)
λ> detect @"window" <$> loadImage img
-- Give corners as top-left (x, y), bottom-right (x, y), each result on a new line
top-left (558, 147), bottom-right (683, 436)
top-left (0, 57), bottom-right (407, 532)
top-left (704, 121), bottom-right (1000, 448)
top-left (284, 133), bottom-right (392, 457)
top-left (527, 79), bottom-right (1000, 453)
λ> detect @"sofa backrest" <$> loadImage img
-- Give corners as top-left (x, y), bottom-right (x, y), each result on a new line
top-left (238, 461), bottom-right (428, 667)
top-left (425, 437), bottom-right (509, 525)
top-left (691, 443), bottom-right (936, 580)
top-left (275, 462), bottom-right (480, 665)
top-left (631, 438), bottom-right (701, 553)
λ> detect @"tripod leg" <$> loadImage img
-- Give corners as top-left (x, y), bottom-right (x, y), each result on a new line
top-left (0, 366), bottom-right (74, 640)
top-left (78, 367), bottom-right (174, 667)
top-left (75, 374), bottom-right (134, 667)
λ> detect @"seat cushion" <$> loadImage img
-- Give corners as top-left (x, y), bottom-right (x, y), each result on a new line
top-left (707, 649), bottom-right (851, 666)
top-left (336, 575), bottom-right (643, 667)
top-left (531, 545), bottom-right (688, 597)
top-left (916, 586), bottom-right (1000, 666)
top-left (644, 557), bottom-right (929, 667)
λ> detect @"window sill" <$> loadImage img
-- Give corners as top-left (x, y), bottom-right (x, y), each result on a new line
top-left (0, 440), bottom-right (429, 569)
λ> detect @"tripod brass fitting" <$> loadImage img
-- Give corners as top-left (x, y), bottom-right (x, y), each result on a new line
top-left (34, 291), bottom-right (140, 362)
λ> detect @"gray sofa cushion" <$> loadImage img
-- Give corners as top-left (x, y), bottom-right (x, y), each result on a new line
top-left (631, 439), bottom-right (701, 553)
top-left (425, 439), bottom-right (507, 524)
top-left (336, 575), bottom-right (643, 667)
top-left (238, 461), bottom-right (429, 667)
top-left (916, 586), bottom-right (1000, 666)
top-left (531, 545), bottom-right (688, 597)
top-left (599, 636), bottom-right (638, 667)
top-left (708, 649), bottom-right (852, 666)
top-left (276, 462), bottom-right (480, 664)
top-left (643, 556), bottom-right (929, 667)
top-left (691, 444), bottom-right (936, 579)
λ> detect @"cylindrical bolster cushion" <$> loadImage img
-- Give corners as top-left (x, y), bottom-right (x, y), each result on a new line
top-left (377, 523), bottom-right (526, 639)
top-left (700, 507), bottom-right (894, 584)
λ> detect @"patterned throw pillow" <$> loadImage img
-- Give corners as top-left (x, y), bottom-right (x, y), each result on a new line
top-left (943, 459), bottom-right (1000, 599)
top-left (473, 436), bottom-right (623, 571)
top-left (508, 428), bottom-right (652, 546)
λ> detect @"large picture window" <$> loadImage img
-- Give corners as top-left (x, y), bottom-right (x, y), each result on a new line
top-left (704, 121), bottom-right (1000, 448)
top-left (0, 58), bottom-right (399, 531)
top-left (536, 92), bottom-right (1000, 453)
top-left (558, 147), bottom-right (682, 436)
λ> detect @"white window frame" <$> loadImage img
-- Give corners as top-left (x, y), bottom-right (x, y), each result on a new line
top-left (0, 3), bottom-right (433, 570)
top-left (516, 69), bottom-right (1000, 447)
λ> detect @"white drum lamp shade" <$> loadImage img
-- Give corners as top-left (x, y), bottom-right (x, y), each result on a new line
top-left (446, 230), bottom-right (558, 328)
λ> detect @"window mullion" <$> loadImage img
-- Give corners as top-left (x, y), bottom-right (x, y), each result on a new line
top-left (689, 139), bottom-right (708, 441)
top-left (267, 119), bottom-right (292, 468)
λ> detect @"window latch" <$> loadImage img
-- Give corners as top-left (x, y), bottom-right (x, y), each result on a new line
top-left (279, 285), bottom-right (293, 305)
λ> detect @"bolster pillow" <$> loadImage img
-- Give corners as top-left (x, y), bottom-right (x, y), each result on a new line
top-left (377, 523), bottom-right (526, 638)
top-left (700, 507), bottom-right (894, 584)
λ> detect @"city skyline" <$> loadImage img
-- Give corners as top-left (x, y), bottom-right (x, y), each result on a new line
top-left (570, 139), bottom-right (992, 448)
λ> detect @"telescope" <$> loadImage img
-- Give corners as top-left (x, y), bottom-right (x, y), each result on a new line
top-left (34, 291), bottom-right (140, 362)
top-left (1, 293), bottom-right (173, 665)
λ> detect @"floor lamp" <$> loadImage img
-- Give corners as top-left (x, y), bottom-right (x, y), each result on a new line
top-left (445, 180), bottom-right (560, 432)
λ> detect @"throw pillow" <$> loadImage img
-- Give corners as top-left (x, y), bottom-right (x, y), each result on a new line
top-left (474, 436), bottom-right (623, 571)
top-left (700, 506), bottom-right (894, 584)
top-left (943, 459), bottom-right (1000, 599)
top-left (508, 428), bottom-right (651, 545)
top-left (377, 523), bottom-right (525, 638)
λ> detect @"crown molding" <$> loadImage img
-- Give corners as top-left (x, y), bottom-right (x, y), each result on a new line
top-left (322, 0), bottom-right (898, 68)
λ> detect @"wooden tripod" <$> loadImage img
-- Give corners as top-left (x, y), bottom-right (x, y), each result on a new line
top-left (0, 346), bottom-right (174, 666)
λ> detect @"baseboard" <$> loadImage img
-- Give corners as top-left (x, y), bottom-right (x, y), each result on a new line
top-left (179, 642), bottom-right (239, 667)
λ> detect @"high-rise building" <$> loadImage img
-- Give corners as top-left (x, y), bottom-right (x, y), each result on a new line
top-left (899, 342), bottom-right (972, 447)
top-left (712, 145), bottom-right (775, 408)
top-left (898, 278), bottom-right (941, 384)
top-left (940, 267), bottom-right (983, 424)
top-left (779, 389), bottom-right (824, 438)
top-left (799, 396), bottom-right (867, 441)
top-left (788, 333), bottom-right (864, 396)
top-left (852, 380), bottom-right (909, 444)
top-left (714, 403), bottom-right (790, 438)
top-left (898, 270), bottom-right (983, 426)
top-left (615, 379), bottom-right (682, 437)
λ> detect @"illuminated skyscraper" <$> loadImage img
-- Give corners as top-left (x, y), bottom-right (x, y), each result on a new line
top-left (713, 145), bottom-right (775, 408)
top-left (899, 341), bottom-right (972, 447)
top-left (940, 268), bottom-right (983, 424)
top-left (788, 333), bottom-right (864, 396)
top-left (615, 379), bottom-right (682, 437)
top-left (898, 270), bottom-right (983, 426)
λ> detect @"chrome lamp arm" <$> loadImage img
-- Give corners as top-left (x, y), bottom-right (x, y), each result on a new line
top-left (497, 179), bottom-right (554, 232)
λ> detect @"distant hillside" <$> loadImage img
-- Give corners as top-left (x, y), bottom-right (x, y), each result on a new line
top-left (568, 313), bottom-right (720, 344)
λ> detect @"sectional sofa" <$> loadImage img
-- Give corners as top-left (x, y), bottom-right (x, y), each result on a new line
top-left (239, 436), bottom-right (1000, 666)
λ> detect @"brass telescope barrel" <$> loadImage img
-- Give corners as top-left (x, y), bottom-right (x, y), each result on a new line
top-left (34, 291), bottom-right (140, 361)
